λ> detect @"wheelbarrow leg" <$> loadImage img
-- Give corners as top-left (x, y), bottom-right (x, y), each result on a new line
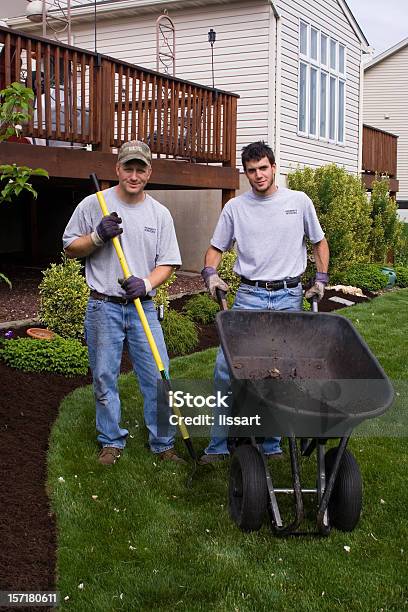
top-left (316, 439), bottom-right (329, 532)
top-left (258, 442), bottom-right (283, 530)
top-left (270, 436), bottom-right (304, 536)
top-left (316, 435), bottom-right (350, 534)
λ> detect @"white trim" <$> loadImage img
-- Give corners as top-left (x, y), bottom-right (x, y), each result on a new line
top-left (337, 0), bottom-right (369, 48)
top-left (365, 36), bottom-right (408, 70)
top-left (274, 9), bottom-right (282, 174)
top-left (357, 44), bottom-right (364, 172)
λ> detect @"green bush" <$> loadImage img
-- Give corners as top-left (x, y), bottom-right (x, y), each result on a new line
top-left (288, 164), bottom-right (372, 276)
top-left (153, 270), bottom-right (177, 314)
top-left (331, 263), bottom-right (388, 292)
top-left (39, 254), bottom-right (89, 339)
top-left (368, 178), bottom-right (403, 263)
top-left (395, 266), bottom-right (408, 288)
top-left (183, 293), bottom-right (219, 324)
top-left (217, 250), bottom-right (240, 302)
top-left (395, 223), bottom-right (408, 266)
top-left (302, 297), bottom-right (311, 311)
top-left (0, 336), bottom-right (89, 376)
top-left (161, 309), bottom-right (199, 356)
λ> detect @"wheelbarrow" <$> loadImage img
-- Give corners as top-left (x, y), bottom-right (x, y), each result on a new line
top-left (215, 294), bottom-right (394, 536)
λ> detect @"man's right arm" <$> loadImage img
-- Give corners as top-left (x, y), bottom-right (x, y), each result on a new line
top-left (65, 235), bottom-right (99, 259)
top-left (64, 211), bottom-right (123, 259)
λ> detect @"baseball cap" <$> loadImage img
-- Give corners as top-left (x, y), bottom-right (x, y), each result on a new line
top-left (117, 140), bottom-right (152, 166)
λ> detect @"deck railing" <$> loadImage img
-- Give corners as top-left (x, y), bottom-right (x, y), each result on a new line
top-left (362, 124), bottom-right (398, 178)
top-left (0, 26), bottom-right (238, 165)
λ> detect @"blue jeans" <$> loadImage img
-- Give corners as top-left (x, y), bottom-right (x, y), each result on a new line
top-left (85, 298), bottom-right (174, 453)
top-left (205, 282), bottom-right (304, 456)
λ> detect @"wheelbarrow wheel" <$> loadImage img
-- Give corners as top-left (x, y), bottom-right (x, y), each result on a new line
top-left (325, 447), bottom-right (362, 532)
top-left (229, 445), bottom-right (268, 532)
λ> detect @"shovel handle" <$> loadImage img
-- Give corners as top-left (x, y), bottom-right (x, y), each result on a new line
top-left (312, 297), bottom-right (319, 313)
top-left (216, 288), bottom-right (228, 311)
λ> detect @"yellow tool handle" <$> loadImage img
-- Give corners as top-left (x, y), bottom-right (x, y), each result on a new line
top-left (94, 188), bottom-right (190, 442)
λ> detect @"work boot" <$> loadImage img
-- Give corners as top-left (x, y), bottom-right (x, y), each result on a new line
top-left (98, 446), bottom-right (123, 466)
top-left (157, 449), bottom-right (187, 465)
top-left (198, 453), bottom-right (229, 465)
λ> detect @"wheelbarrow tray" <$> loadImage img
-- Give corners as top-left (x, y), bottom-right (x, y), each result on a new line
top-left (215, 310), bottom-right (394, 437)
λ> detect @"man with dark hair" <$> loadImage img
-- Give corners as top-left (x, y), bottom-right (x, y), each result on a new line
top-left (200, 140), bottom-right (329, 463)
top-left (63, 140), bottom-right (185, 466)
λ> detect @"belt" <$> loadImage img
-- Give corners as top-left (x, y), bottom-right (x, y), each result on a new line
top-left (90, 290), bottom-right (151, 305)
top-left (240, 276), bottom-right (301, 291)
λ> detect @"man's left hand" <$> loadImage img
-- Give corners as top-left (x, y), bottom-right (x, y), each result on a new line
top-left (304, 272), bottom-right (329, 302)
top-left (119, 276), bottom-right (147, 300)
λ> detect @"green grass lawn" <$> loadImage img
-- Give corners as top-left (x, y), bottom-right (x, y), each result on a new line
top-left (48, 290), bottom-right (408, 611)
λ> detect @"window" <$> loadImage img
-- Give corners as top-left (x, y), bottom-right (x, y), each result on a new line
top-left (309, 67), bottom-right (318, 135)
top-left (338, 80), bottom-right (345, 143)
top-left (300, 21), bottom-right (308, 55)
top-left (299, 62), bottom-right (307, 133)
top-left (320, 72), bottom-right (327, 138)
top-left (339, 45), bottom-right (345, 75)
top-left (330, 39), bottom-right (337, 70)
top-left (321, 34), bottom-right (328, 66)
top-left (297, 20), bottom-right (346, 144)
top-left (329, 76), bottom-right (336, 140)
top-left (311, 28), bottom-right (318, 62)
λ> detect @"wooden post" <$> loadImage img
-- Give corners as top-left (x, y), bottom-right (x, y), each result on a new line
top-left (221, 97), bottom-right (238, 208)
top-left (96, 58), bottom-right (112, 153)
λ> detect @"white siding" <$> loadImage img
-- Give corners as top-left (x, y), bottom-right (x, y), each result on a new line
top-left (275, 0), bottom-right (363, 176)
top-left (364, 44), bottom-right (408, 201)
top-left (71, 0), bottom-right (271, 168)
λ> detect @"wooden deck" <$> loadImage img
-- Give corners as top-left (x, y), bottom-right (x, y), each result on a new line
top-left (362, 124), bottom-right (399, 194)
top-left (0, 26), bottom-right (239, 198)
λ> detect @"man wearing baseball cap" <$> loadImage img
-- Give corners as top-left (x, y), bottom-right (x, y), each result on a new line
top-left (63, 141), bottom-right (184, 465)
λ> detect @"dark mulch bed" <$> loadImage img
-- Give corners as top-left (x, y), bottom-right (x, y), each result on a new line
top-left (0, 286), bottom-right (373, 606)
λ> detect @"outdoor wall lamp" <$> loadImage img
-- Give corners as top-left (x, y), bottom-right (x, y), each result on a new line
top-left (208, 28), bottom-right (216, 89)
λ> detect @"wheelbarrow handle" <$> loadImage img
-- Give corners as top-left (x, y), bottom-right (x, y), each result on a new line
top-left (216, 288), bottom-right (228, 311)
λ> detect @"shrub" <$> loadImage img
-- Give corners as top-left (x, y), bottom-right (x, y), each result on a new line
top-left (153, 270), bottom-right (177, 314)
top-left (161, 309), bottom-right (199, 356)
top-left (395, 266), bottom-right (408, 288)
top-left (302, 297), bottom-right (311, 311)
top-left (287, 164), bottom-right (372, 276)
top-left (183, 293), bottom-right (219, 324)
top-left (331, 263), bottom-right (388, 292)
top-left (395, 223), bottom-right (408, 266)
top-left (368, 178), bottom-right (403, 263)
top-left (39, 254), bottom-right (89, 339)
top-left (0, 336), bottom-right (89, 376)
top-left (217, 250), bottom-right (240, 304)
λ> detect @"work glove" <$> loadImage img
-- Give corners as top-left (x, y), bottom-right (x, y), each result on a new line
top-left (95, 212), bottom-right (123, 243)
top-left (201, 266), bottom-right (229, 298)
top-left (304, 272), bottom-right (329, 302)
top-left (119, 275), bottom-right (151, 300)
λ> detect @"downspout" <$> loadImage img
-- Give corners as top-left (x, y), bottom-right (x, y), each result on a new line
top-left (269, 1), bottom-right (281, 181)
top-left (358, 45), bottom-right (372, 174)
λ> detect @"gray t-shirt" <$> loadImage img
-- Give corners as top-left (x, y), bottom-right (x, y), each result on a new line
top-left (211, 187), bottom-right (324, 280)
top-left (63, 187), bottom-right (181, 296)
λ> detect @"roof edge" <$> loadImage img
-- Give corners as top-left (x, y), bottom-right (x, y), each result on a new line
top-left (365, 36), bottom-right (408, 71)
top-left (337, 0), bottom-right (369, 49)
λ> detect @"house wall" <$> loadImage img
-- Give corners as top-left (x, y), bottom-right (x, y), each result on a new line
top-left (71, 0), bottom-right (272, 170)
top-left (275, 0), bottom-right (363, 178)
top-left (364, 44), bottom-right (408, 205)
top-left (69, 0), bottom-right (272, 270)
